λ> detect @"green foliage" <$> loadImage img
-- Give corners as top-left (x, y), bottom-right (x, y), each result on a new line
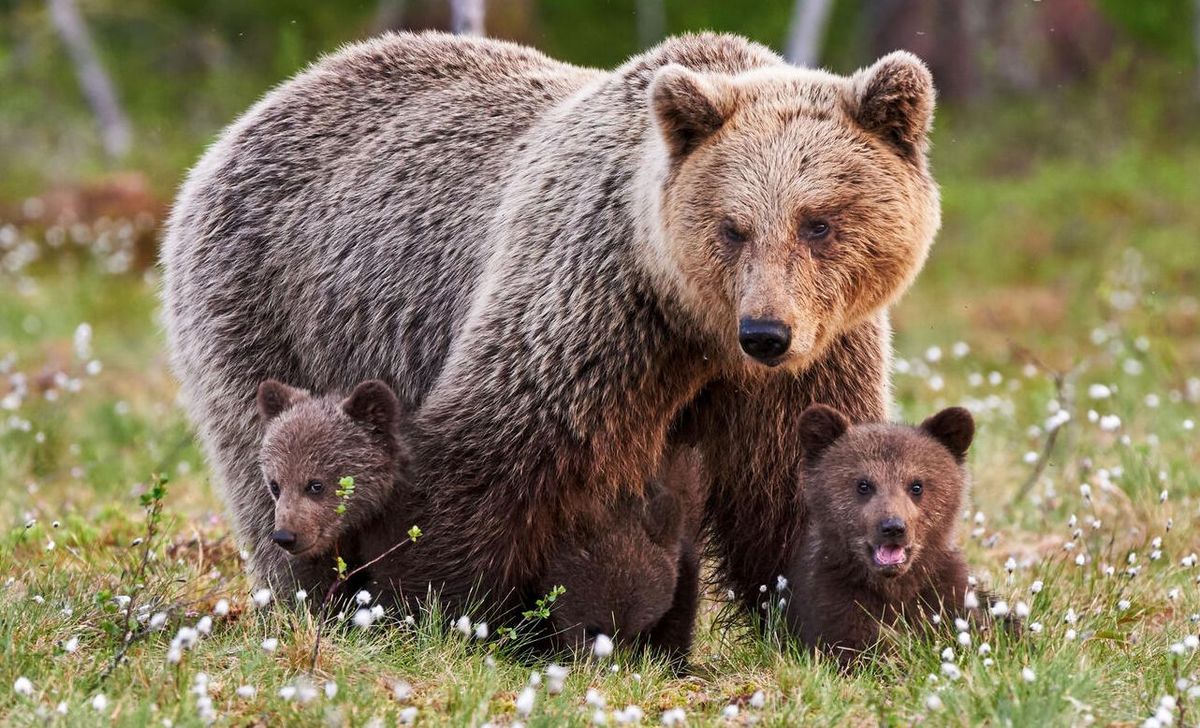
top-left (335, 475), bottom-right (354, 515)
top-left (522, 584), bottom-right (566, 622)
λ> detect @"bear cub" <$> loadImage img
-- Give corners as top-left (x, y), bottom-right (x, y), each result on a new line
top-left (257, 378), bottom-right (703, 658)
top-left (256, 378), bottom-right (413, 598)
top-left (785, 404), bottom-right (986, 666)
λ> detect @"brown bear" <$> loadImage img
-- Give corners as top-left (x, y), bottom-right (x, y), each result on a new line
top-left (258, 377), bottom-right (706, 657)
top-left (255, 378), bottom-right (415, 598)
top-left (785, 404), bottom-right (983, 666)
top-left (161, 31), bottom-right (940, 621)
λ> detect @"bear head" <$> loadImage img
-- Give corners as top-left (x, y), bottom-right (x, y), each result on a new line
top-left (643, 52), bottom-right (940, 373)
top-left (539, 479), bottom-right (687, 652)
top-left (797, 404), bottom-right (972, 581)
top-left (256, 379), bottom-right (409, 560)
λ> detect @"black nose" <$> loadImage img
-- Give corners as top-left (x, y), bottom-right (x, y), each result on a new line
top-left (271, 529), bottom-right (297, 550)
top-left (738, 318), bottom-right (791, 363)
top-left (879, 517), bottom-right (906, 540)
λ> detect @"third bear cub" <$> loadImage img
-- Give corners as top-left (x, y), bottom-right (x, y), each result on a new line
top-left (786, 404), bottom-right (983, 666)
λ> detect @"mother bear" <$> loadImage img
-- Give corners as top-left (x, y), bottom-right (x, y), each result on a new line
top-left (161, 31), bottom-right (939, 616)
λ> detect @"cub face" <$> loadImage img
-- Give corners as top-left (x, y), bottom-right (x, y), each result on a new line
top-left (256, 379), bottom-right (407, 560)
top-left (798, 404), bottom-right (973, 579)
top-left (647, 52), bottom-right (940, 373)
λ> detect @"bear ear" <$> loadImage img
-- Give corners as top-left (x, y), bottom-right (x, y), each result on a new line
top-left (257, 379), bottom-right (305, 422)
top-left (920, 406), bottom-right (975, 463)
top-left (798, 404), bottom-right (850, 462)
top-left (341, 380), bottom-right (403, 437)
top-left (641, 481), bottom-right (685, 548)
top-left (649, 64), bottom-right (733, 161)
top-left (849, 51), bottom-right (935, 161)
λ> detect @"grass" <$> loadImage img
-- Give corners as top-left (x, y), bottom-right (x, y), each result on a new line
top-left (2, 94), bottom-right (1200, 725)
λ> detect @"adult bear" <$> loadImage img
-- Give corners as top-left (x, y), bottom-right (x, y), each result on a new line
top-left (162, 31), bottom-right (939, 617)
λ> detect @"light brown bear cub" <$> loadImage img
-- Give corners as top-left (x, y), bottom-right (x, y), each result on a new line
top-left (258, 378), bottom-right (703, 658)
top-left (786, 404), bottom-right (981, 666)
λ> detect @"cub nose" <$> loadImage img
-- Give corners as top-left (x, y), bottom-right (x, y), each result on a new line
top-left (738, 318), bottom-right (792, 363)
top-left (270, 529), bottom-right (297, 551)
top-left (878, 517), bottom-right (907, 540)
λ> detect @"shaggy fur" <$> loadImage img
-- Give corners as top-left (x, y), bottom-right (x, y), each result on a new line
top-left (785, 404), bottom-right (981, 666)
top-left (161, 31), bottom-right (940, 616)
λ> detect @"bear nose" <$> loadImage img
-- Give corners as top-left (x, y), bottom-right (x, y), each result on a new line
top-left (738, 318), bottom-right (791, 363)
top-left (270, 529), bottom-right (297, 551)
top-left (878, 517), bottom-right (907, 540)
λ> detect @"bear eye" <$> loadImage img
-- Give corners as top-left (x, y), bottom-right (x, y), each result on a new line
top-left (719, 218), bottom-right (748, 248)
top-left (306, 480), bottom-right (324, 495)
top-left (268, 480), bottom-right (280, 499)
top-left (801, 219), bottom-right (832, 242)
top-left (910, 480), bottom-right (924, 496)
top-left (855, 478), bottom-right (873, 496)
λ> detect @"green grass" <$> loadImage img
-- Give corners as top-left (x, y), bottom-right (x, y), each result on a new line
top-left (2, 99), bottom-right (1200, 725)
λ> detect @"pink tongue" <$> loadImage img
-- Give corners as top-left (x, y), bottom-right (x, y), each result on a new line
top-left (875, 544), bottom-right (906, 566)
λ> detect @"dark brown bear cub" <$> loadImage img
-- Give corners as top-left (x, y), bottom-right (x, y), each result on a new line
top-left (785, 404), bottom-right (978, 666)
top-left (256, 378), bottom-right (412, 597)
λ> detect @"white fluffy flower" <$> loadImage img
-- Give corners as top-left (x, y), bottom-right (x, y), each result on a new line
top-left (355, 590), bottom-right (371, 606)
top-left (454, 615), bottom-right (472, 636)
top-left (236, 685), bottom-right (256, 699)
top-left (1021, 667), bottom-right (1036, 683)
top-left (251, 589), bottom-right (272, 608)
top-left (13, 676), bottom-right (33, 696)
top-left (592, 634), bottom-right (614, 658)
top-left (516, 686), bottom-right (536, 717)
top-left (261, 637), bottom-right (278, 652)
top-left (91, 694), bottom-right (108, 712)
top-left (213, 599), bottom-right (230, 616)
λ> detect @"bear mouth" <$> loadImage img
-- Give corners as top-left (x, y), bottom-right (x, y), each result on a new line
top-left (867, 542), bottom-right (909, 573)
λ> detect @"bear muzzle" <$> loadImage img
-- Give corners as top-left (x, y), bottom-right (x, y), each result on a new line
top-left (738, 317), bottom-right (791, 365)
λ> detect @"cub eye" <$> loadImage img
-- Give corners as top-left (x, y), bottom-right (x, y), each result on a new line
top-left (855, 479), bottom-right (873, 496)
top-left (802, 219), bottom-right (831, 241)
top-left (306, 480), bottom-right (324, 495)
top-left (268, 480), bottom-right (280, 499)
top-left (719, 218), bottom-right (748, 248)
top-left (910, 480), bottom-right (924, 496)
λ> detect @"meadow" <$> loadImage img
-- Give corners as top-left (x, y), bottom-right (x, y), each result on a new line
top-left (1, 89), bottom-right (1198, 726)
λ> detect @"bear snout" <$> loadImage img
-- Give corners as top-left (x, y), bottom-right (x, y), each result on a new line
top-left (738, 318), bottom-right (791, 364)
top-left (877, 516), bottom-right (907, 541)
top-left (270, 528), bottom-right (298, 552)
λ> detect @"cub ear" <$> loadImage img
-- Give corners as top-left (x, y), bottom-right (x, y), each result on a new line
top-left (798, 404), bottom-right (850, 462)
top-left (920, 406), bottom-right (975, 463)
top-left (341, 380), bottom-right (403, 437)
top-left (849, 50), bottom-right (935, 161)
top-left (649, 64), bottom-right (733, 160)
top-left (641, 481), bottom-right (685, 549)
top-left (257, 379), bottom-right (306, 422)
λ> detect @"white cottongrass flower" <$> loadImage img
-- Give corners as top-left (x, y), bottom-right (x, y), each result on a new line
top-left (325, 681), bottom-right (338, 699)
top-left (1075, 553), bottom-right (1086, 566)
top-left (1065, 608), bottom-right (1078, 624)
top-left (55, 701), bottom-right (67, 715)
top-left (1184, 635), bottom-right (1199, 650)
top-left (1065, 629), bottom-right (1077, 641)
top-left (213, 599), bottom-right (230, 616)
top-left (353, 609), bottom-right (374, 629)
top-left (952, 341), bottom-right (970, 358)
top-left (941, 646), bottom-right (955, 661)
top-left (474, 621), bottom-right (489, 640)
top-left (776, 575), bottom-right (789, 591)
top-left (957, 631), bottom-right (971, 647)
top-left (749, 691), bottom-right (765, 709)
top-left (990, 601), bottom-right (1010, 617)
top-left (1021, 667), bottom-right (1036, 683)
top-left (1099, 414), bottom-right (1121, 432)
top-left (355, 590), bottom-right (371, 606)
top-left (295, 589), bottom-right (308, 602)
top-left (1023, 451), bottom-right (1038, 464)
top-left (196, 616), bottom-right (213, 635)
top-left (399, 707), bottom-right (419, 725)
top-left (454, 615), bottom-right (472, 636)
top-left (515, 686), bottom-right (537, 717)
top-left (721, 703), bottom-right (739, 719)
top-left (13, 676), bottom-right (33, 696)
top-left (261, 637), bottom-right (279, 652)
top-left (251, 588), bottom-right (272, 608)
top-left (615, 705), bottom-right (645, 724)
top-left (1005, 557), bottom-right (1017, 573)
top-left (149, 612), bottom-right (168, 630)
top-left (91, 694), bottom-right (108, 711)
top-left (593, 633), bottom-right (614, 658)
top-left (1087, 384), bottom-right (1112, 400)
top-left (236, 685), bottom-right (256, 699)
top-left (1029, 622), bottom-right (1044, 633)
top-left (1118, 599), bottom-right (1131, 611)
top-left (392, 681), bottom-right (413, 701)
top-left (166, 645), bottom-right (183, 664)
top-left (661, 707), bottom-right (687, 726)
top-left (63, 635), bottom-right (79, 653)
top-left (925, 694), bottom-right (944, 711)
top-left (1015, 601), bottom-right (1030, 618)
top-left (592, 709), bottom-right (608, 725)
top-left (964, 591), bottom-right (980, 609)
top-left (979, 642), bottom-right (992, 655)
top-left (941, 662), bottom-right (962, 681)
top-left (586, 688), bottom-right (606, 708)
top-left (278, 686), bottom-right (297, 701)
top-left (546, 664), bottom-right (568, 694)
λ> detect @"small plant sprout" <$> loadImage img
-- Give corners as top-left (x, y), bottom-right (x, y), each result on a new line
top-left (407, 524), bottom-right (423, 541)
top-left (335, 476), bottom-right (355, 515)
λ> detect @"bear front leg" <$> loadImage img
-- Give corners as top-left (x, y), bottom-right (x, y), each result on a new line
top-left (699, 317), bottom-right (890, 619)
top-left (644, 540), bottom-right (702, 669)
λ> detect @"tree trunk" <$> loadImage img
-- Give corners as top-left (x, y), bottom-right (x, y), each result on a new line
top-left (450, 0), bottom-right (485, 36)
top-left (785, 0), bottom-right (834, 68)
top-left (46, 0), bottom-right (132, 160)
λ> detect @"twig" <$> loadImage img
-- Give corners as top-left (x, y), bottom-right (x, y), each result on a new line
top-left (1007, 350), bottom-right (1088, 512)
